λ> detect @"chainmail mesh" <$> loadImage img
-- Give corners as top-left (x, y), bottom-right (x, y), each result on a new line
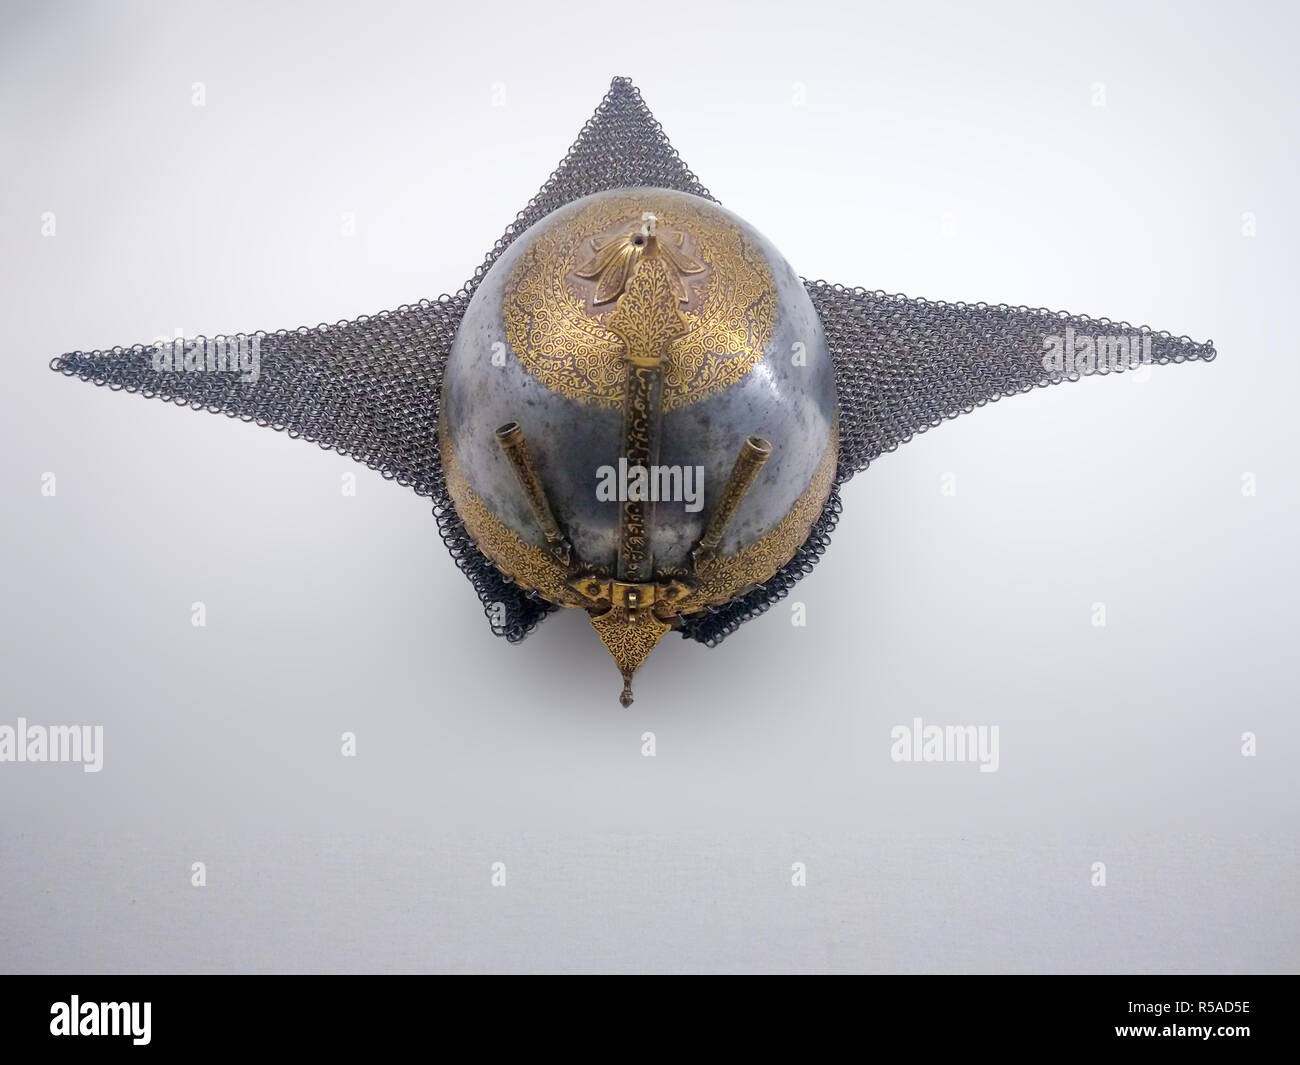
top-left (49, 77), bottom-right (1216, 650)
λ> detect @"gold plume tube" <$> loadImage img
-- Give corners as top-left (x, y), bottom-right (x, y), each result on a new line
top-left (692, 435), bottom-right (773, 567)
top-left (495, 421), bottom-right (571, 565)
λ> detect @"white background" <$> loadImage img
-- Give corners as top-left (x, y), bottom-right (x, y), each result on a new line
top-left (0, 0), bottom-right (1295, 972)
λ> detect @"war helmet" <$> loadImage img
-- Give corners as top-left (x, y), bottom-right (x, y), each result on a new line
top-left (441, 187), bottom-right (838, 704)
top-left (47, 80), bottom-right (1217, 708)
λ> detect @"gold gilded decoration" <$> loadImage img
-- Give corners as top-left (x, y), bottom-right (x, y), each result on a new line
top-left (617, 360), bottom-right (661, 582)
top-left (442, 437), bottom-right (585, 609)
top-left (443, 417), bottom-right (838, 705)
top-left (583, 581), bottom-right (681, 708)
top-left (574, 213), bottom-right (704, 305)
top-left (504, 193), bottom-right (777, 412)
top-left (606, 255), bottom-right (687, 367)
top-left (443, 425), bottom-right (839, 621)
top-left (608, 256), bottom-right (685, 583)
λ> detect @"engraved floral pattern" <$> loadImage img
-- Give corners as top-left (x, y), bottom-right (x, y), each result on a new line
top-left (504, 193), bottom-right (777, 412)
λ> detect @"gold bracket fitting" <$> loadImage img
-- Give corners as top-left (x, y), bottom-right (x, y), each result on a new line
top-left (567, 577), bottom-right (693, 707)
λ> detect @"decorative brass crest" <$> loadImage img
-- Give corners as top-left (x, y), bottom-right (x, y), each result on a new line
top-left (574, 212), bottom-right (704, 305)
top-left (503, 193), bottom-right (777, 413)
